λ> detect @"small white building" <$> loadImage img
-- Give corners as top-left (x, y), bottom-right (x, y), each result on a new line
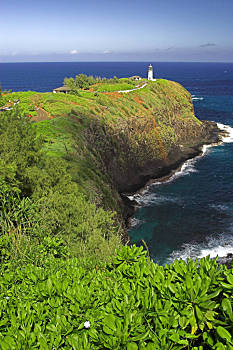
top-left (130, 75), bottom-right (142, 81)
top-left (148, 64), bottom-right (156, 81)
top-left (53, 86), bottom-right (70, 94)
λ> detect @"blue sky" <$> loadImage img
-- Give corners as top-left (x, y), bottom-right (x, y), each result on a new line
top-left (0, 0), bottom-right (232, 62)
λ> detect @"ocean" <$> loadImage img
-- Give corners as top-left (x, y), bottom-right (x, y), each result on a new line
top-left (1, 61), bottom-right (233, 265)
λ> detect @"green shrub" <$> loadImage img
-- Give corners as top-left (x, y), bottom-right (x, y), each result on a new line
top-left (0, 109), bottom-right (42, 193)
top-left (0, 246), bottom-right (232, 349)
top-left (0, 110), bottom-right (122, 265)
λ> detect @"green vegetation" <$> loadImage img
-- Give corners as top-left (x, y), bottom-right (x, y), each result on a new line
top-left (0, 246), bottom-right (232, 349)
top-left (92, 82), bottom-right (135, 92)
top-left (63, 74), bottom-right (137, 94)
top-left (64, 74), bottom-right (97, 93)
top-left (0, 110), bottom-right (121, 268)
top-left (0, 78), bottom-right (232, 349)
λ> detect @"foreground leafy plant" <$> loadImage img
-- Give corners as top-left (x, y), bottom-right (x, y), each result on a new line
top-left (0, 246), bottom-right (232, 349)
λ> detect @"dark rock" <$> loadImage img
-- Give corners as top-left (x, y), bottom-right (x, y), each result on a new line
top-left (217, 254), bottom-right (233, 269)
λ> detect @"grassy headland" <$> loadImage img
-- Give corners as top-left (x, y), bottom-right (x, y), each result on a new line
top-left (0, 78), bottom-right (220, 194)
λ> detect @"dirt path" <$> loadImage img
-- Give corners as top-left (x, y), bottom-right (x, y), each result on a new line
top-left (31, 106), bottom-right (50, 122)
top-left (116, 82), bottom-right (148, 93)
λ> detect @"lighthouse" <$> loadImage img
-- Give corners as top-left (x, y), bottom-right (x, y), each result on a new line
top-left (148, 64), bottom-right (155, 81)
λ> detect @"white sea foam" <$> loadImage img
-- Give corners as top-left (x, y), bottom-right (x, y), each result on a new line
top-left (127, 193), bottom-right (146, 202)
top-left (192, 97), bottom-right (204, 101)
top-left (136, 193), bottom-right (181, 207)
top-left (130, 217), bottom-right (143, 228)
top-left (217, 123), bottom-right (233, 143)
top-left (127, 195), bottom-right (136, 201)
top-left (153, 143), bottom-right (212, 185)
top-left (127, 143), bottom-right (210, 204)
top-left (202, 143), bottom-right (213, 154)
top-left (134, 123), bottom-right (233, 197)
top-left (168, 234), bottom-right (233, 263)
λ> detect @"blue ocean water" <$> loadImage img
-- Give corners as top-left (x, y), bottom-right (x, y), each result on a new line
top-left (0, 62), bottom-right (153, 92)
top-left (128, 63), bottom-right (233, 265)
top-left (1, 62), bottom-right (233, 264)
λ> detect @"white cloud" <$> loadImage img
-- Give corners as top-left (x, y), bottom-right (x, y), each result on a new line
top-left (103, 50), bottom-right (112, 54)
top-left (70, 49), bottom-right (78, 55)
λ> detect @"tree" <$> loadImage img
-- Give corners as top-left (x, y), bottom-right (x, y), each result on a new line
top-left (64, 74), bottom-right (92, 94)
top-left (74, 74), bottom-right (90, 89)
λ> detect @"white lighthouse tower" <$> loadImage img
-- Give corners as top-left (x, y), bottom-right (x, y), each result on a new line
top-left (148, 64), bottom-right (155, 81)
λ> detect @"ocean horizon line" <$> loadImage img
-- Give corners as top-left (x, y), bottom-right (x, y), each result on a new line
top-left (1, 60), bottom-right (233, 64)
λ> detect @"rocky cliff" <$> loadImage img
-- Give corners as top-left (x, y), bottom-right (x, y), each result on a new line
top-left (74, 80), bottom-right (220, 224)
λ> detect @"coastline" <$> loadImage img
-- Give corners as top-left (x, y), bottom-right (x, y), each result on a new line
top-left (121, 120), bottom-right (226, 229)
top-left (122, 121), bottom-right (233, 267)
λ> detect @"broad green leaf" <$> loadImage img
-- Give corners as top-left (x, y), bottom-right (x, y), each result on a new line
top-left (221, 282), bottom-right (233, 290)
top-left (170, 333), bottom-right (180, 342)
top-left (127, 342), bottom-right (138, 350)
top-left (217, 326), bottom-right (232, 342)
top-left (146, 343), bottom-right (159, 350)
top-left (203, 331), bottom-right (214, 346)
top-left (195, 306), bottom-right (204, 321)
top-left (102, 314), bottom-right (117, 331)
top-left (214, 342), bottom-right (225, 350)
top-left (0, 340), bottom-right (11, 350)
top-left (222, 298), bottom-right (233, 319)
top-left (103, 325), bottom-right (115, 335)
top-left (67, 335), bottom-right (82, 350)
top-left (226, 274), bottom-right (233, 286)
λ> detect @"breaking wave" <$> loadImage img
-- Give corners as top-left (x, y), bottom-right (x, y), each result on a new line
top-left (128, 143), bottom-right (213, 204)
top-left (134, 193), bottom-right (182, 207)
top-left (130, 217), bottom-right (144, 228)
top-left (192, 97), bottom-right (204, 101)
top-left (217, 123), bottom-right (233, 143)
top-left (167, 233), bottom-right (233, 264)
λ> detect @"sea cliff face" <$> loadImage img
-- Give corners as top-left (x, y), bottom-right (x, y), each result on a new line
top-left (75, 80), bottom-right (220, 224)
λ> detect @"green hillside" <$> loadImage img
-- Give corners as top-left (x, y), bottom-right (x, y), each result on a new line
top-left (0, 79), bottom-right (205, 204)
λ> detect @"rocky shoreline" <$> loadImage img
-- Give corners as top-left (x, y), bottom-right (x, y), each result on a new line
top-left (120, 121), bottom-right (232, 268)
top-left (121, 120), bottom-right (223, 225)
